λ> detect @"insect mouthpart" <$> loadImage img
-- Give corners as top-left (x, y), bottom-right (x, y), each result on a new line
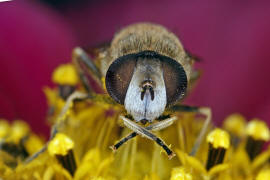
top-left (140, 118), bottom-right (148, 125)
top-left (141, 80), bottom-right (155, 101)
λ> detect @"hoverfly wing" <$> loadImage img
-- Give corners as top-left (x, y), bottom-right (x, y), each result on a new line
top-left (185, 49), bottom-right (202, 62)
top-left (185, 49), bottom-right (202, 96)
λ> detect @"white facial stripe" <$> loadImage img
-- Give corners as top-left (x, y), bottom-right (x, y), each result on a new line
top-left (124, 58), bottom-right (167, 122)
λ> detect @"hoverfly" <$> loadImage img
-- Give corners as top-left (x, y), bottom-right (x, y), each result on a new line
top-left (27, 22), bottom-right (211, 162)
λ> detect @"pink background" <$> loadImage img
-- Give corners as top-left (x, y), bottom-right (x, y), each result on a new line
top-left (0, 0), bottom-right (270, 136)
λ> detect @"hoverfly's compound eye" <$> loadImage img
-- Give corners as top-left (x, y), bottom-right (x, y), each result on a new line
top-left (105, 51), bottom-right (187, 106)
top-left (105, 54), bottom-right (136, 104)
top-left (161, 54), bottom-right (188, 106)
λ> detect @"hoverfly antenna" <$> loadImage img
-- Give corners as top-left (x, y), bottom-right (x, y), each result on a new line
top-left (141, 80), bottom-right (155, 101)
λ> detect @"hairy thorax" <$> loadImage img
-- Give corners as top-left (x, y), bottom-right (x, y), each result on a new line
top-left (101, 23), bottom-right (192, 81)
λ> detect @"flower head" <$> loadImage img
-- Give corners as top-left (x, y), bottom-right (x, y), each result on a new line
top-left (1, 64), bottom-right (270, 180)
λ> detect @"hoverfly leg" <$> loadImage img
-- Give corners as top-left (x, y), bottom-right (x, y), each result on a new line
top-left (168, 105), bottom-right (212, 156)
top-left (120, 116), bottom-right (175, 159)
top-left (24, 144), bottom-right (48, 164)
top-left (57, 91), bottom-right (89, 121)
top-left (72, 47), bottom-right (103, 93)
top-left (110, 132), bottom-right (137, 151)
top-left (189, 107), bottom-right (212, 156)
top-left (24, 91), bottom-right (89, 164)
top-left (111, 116), bottom-right (178, 151)
top-left (147, 116), bottom-right (178, 131)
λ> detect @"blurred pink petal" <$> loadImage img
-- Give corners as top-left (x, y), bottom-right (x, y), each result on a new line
top-left (0, 1), bottom-right (77, 135)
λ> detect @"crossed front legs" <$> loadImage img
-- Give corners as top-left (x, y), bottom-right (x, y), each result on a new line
top-left (113, 116), bottom-right (178, 159)
top-left (111, 105), bottom-right (212, 158)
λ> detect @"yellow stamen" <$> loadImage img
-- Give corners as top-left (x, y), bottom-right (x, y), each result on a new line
top-left (23, 134), bottom-right (44, 155)
top-left (207, 128), bottom-right (230, 149)
top-left (245, 119), bottom-right (269, 161)
top-left (52, 64), bottom-right (79, 85)
top-left (7, 120), bottom-right (30, 144)
top-left (48, 133), bottom-right (74, 156)
top-left (246, 119), bottom-right (270, 141)
top-left (0, 119), bottom-right (10, 139)
top-left (206, 129), bottom-right (230, 171)
top-left (48, 133), bottom-right (77, 176)
top-left (223, 113), bottom-right (246, 137)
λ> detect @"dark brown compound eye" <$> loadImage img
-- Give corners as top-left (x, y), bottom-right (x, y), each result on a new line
top-left (105, 54), bottom-right (137, 104)
top-left (161, 55), bottom-right (187, 106)
top-left (105, 51), bottom-right (187, 106)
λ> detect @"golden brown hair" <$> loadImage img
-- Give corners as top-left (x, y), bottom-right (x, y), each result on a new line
top-left (101, 23), bottom-right (193, 81)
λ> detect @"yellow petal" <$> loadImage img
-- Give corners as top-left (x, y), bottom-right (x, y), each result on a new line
top-left (176, 149), bottom-right (207, 175)
top-left (96, 155), bottom-right (114, 176)
top-left (252, 147), bottom-right (270, 170)
top-left (43, 87), bottom-right (58, 105)
top-left (186, 155), bottom-right (207, 175)
top-left (81, 148), bottom-right (101, 164)
top-left (208, 163), bottom-right (229, 177)
top-left (143, 173), bottom-right (161, 180)
top-left (256, 168), bottom-right (270, 180)
top-left (176, 149), bottom-right (187, 165)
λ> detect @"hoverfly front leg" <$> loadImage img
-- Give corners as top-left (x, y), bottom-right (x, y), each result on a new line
top-left (119, 115), bottom-right (176, 159)
top-left (147, 116), bottom-right (178, 131)
top-left (111, 116), bottom-right (177, 151)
